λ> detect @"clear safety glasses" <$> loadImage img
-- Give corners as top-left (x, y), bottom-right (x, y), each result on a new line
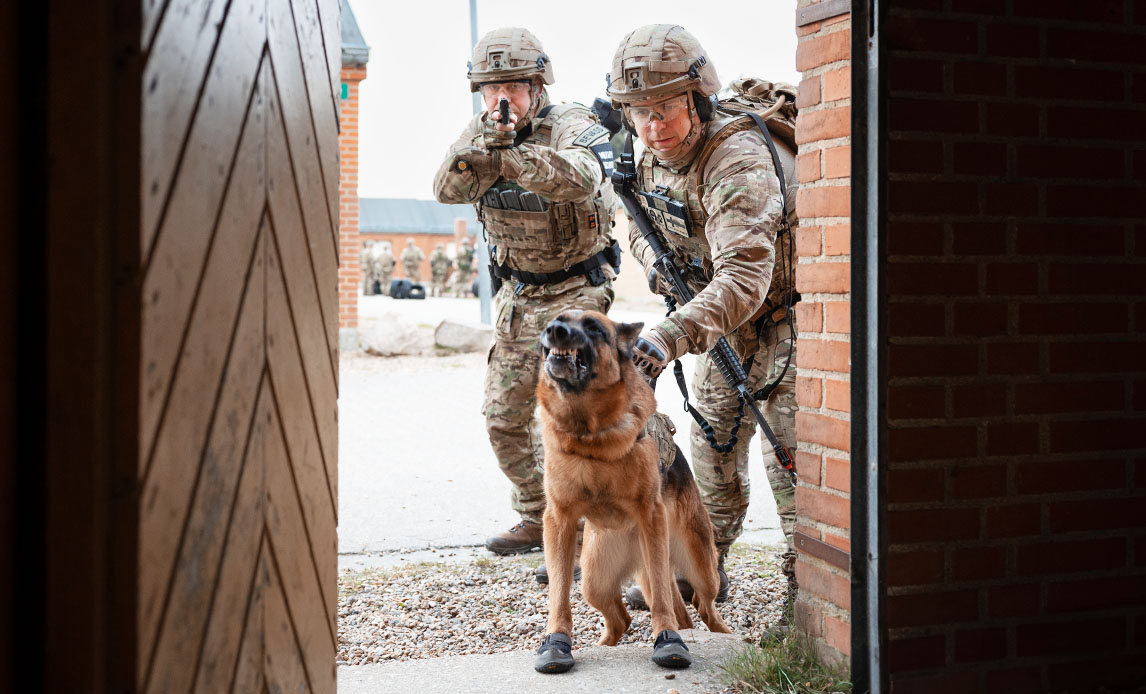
top-left (624, 94), bottom-right (690, 128)
top-left (478, 81), bottom-right (532, 99)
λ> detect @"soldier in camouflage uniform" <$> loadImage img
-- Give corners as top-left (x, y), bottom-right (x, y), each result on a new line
top-left (401, 238), bottom-right (424, 282)
top-left (361, 240), bottom-right (380, 294)
top-left (378, 242), bottom-right (396, 293)
top-left (609, 25), bottom-right (799, 609)
top-left (454, 237), bottom-right (475, 297)
top-left (433, 27), bottom-right (619, 554)
top-left (429, 243), bottom-right (452, 297)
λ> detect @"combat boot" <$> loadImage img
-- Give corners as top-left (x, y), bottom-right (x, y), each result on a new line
top-left (623, 562), bottom-right (729, 610)
top-left (485, 519), bottom-right (544, 555)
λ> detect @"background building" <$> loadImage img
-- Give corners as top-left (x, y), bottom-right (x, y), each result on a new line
top-left (359, 198), bottom-right (479, 281)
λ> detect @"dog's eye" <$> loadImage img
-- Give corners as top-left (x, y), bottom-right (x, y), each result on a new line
top-left (583, 321), bottom-right (604, 337)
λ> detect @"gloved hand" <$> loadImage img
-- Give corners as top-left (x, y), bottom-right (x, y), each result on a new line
top-left (633, 328), bottom-right (674, 382)
top-left (449, 146), bottom-right (499, 180)
top-left (482, 109), bottom-right (518, 149)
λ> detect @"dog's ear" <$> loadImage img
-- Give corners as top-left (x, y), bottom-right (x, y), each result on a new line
top-left (614, 322), bottom-right (643, 353)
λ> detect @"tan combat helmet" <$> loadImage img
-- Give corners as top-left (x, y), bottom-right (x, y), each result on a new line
top-left (467, 27), bottom-right (554, 92)
top-left (606, 25), bottom-right (720, 105)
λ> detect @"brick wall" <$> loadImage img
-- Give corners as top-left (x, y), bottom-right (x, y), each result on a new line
top-left (882, 2), bottom-right (1146, 691)
top-left (793, 1), bottom-right (853, 662)
top-left (338, 65), bottom-right (366, 331)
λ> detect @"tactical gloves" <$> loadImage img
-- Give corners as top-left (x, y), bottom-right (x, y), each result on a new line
top-left (449, 146), bottom-right (500, 182)
top-left (633, 329), bottom-right (672, 381)
top-left (482, 112), bottom-right (517, 150)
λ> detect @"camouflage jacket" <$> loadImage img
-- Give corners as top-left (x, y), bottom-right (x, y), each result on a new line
top-left (401, 247), bottom-right (424, 266)
top-left (628, 115), bottom-right (792, 358)
top-left (430, 250), bottom-right (451, 273)
top-left (432, 91), bottom-right (615, 274)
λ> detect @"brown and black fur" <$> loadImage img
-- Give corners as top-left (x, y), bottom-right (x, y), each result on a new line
top-left (536, 310), bottom-right (730, 646)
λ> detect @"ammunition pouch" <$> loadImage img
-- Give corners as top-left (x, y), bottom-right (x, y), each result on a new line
top-left (491, 240), bottom-right (621, 288)
top-left (481, 181), bottom-right (549, 212)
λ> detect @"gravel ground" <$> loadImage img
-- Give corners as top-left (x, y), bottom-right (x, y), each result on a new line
top-left (337, 544), bottom-right (788, 666)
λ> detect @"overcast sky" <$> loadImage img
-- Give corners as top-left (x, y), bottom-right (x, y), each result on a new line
top-left (350, 0), bottom-right (799, 200)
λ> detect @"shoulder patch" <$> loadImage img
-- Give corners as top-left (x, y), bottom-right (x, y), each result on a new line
top-left (572, 123), bottom-right (610, 148)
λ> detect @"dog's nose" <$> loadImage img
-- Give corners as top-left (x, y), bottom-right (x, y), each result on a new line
top-left (545, 320), bottom-right (570, 342)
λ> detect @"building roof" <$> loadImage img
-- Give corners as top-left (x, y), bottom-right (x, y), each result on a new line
top-left (359, 198), bottom-right (480, 236)
top-left (341, 0), bottom-right (370, 67)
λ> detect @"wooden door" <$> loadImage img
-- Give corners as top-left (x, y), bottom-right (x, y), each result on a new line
top-left (137, 1), bottom-right (341, 692)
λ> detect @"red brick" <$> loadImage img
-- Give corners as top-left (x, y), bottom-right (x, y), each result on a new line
top-left (1048, 106), bottom-right (1146, 143)
top-left (954, 302), bottom-right (1008, 337)
top-left (795, 300), bottom-right (822, 332)
top-left (1017, 65), bottom-right (1124, 102)
top-left (887, 550), bottom-right (944, 587)
top-left (1051, 417), bottom-right (1146, 453)
top-left (796, 75), bottom-right (821, 109)
top-left (825, 379), bottom-right (849, 413)
top-left (888, 344), bottom-right (977, 378)
top-left (987, 262), bottom-right (1039, 295)
top-left (982, 666), bottom-right (1045, 694)
top-left (1047, 654), bottom-right (1146, 693)
top-left (955, 627), bottom-right (1007, 663)
top-left (987, 421), bottom-right (1039, 457)
top-left (888, 508), bottom-right (980, 543)
top-left (1049, 496), bottom-right (1146, 533)
top-left (888, 180), bottom-right (977, 215)
top-left (952, 546), bottom-right (1006, 581)
top-left (796, 185), bottom-right (850, 218)
top-left (1018, 145), bottom-right (1125, 180)
top-left (888, 634), bottom-right (946, 670)
top-left (800, 337), bottom-right (849, 371)
top-left (1018, 537), bottom-right (1127, 576)
top-left (1015, 380), bottom-right (1124, 414)
top-left (797, 375), bottom-right (822, 409)
top-left (952, 464), bottom-right (1007, 500)
top-left (985, 103), bottom-right (1039, 137)
top-left (1049, 264), bottom-right (1141, 295)
top-left (952, 222), bottom-right (1006, 255)
top-left (889, 425), bottom-right (978, 462)
top-left (1013, 0), bottom-right (1123, 22)
top-left (796, 20), bottom-right (822, 38)
top-left (822, 66), bottom-right (851, 102)
top-left (954, 62), bottom-right (1008, 97)
top-left (796, 150), bottom-right (821, 183)
top-left (796, 485), bottom-right (849, 526)
top-left (890, 671), bottom-right (979, 694)
top-left (888, 138), bottom-right (944, 173)
top-left (1017, 617), bottom-right (1125, 657)
top-left (795, 224), bottom-right (822, 258)
top-left (886, 16), bottom-right (978, 53)
top-left (794, 601), bottom-right (822, 637)
top-left (988, 583), bottom-right (1040, 618)
top-left (985, 183), bottom-right (1039, 216)
top-left (985, 22), bottom-right (1039, 58)
top-left (796, 560), bottom-right (850, 609)
top-left (1049, 340), bottom-right (1146, 374)
top-left (887, 590), bottom-right (979, 628)
top-left (952, 383), bottom-right (1006, 418)
top-left (823, 145), bottom-right (850, 178)
top-left (887, 467), bottom-right (945, 503)
top-left (987, 342), bottom-right (1040, 375)
top-left (795, 30), bottom-right (850, 72)
top-left (824, 532), bottom-right (849, 552)
top-left (888, 303), bottom-right (945, 337)
top-left (796, 411), bottom-right (850, 451)
top-left (1049, 576), bottom-right (1146, 613)
top-left (824, 614), bottom-right (850, 656)
top-left (888, 55), bottom-right (944, 93)
top-left (796, 262), bottom-right (850, 294)
top-left (1016, 459), bottom-right (1125, 494)
top-left (890, 262), bottom-right (979, 296)
top-left (954, 141), bottom-right (1007, 176)
top-left (823, 300), bottom-right (849, 332)
top-left (889, 98), bottom-right (979, 134)
top-left (1049, 27), bottom-right (1145, 64)
top-left (887, 221), bottom-right (943, 255)
top-left (1020, 303), bottom-right (1128, 335)
top-left (795, 450), bottom-right (822, 486)
top-left (985, 503), bottom-right (1040, 537)
top-left (888, 385), bottom-right (945, 419)
top-left (796, 106), bottom-right (851, 144)
top-left (825, 455), bottom-right (849, 492)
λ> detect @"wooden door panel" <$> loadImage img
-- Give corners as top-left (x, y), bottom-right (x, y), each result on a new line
top-left (139, 1), bottom-right (338, 691)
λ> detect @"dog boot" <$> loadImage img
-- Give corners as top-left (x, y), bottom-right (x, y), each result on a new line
top-left (484, 520), bottom-right (543, 555)
top-left (651, 630), bottom-right (692, 669)
top-left (534, 633), bottom-right (575, 674)
top-left (534, 561), bottom-right (581, 585)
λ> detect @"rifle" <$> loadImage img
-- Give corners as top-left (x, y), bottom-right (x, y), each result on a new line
top-left (610, 132), bottom-right (796, 484)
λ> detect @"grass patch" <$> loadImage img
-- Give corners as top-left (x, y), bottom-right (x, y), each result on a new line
top-left (720, 628), bottom-right (851, 694)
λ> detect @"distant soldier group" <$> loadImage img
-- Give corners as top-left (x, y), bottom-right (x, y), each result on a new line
top-left (361, 236), bottom-right (477, 297)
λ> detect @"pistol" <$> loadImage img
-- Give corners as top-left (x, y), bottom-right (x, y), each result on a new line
top-left (498, 97), bottom-right (511, 127)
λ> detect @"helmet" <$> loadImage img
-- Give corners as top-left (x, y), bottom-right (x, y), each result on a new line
top-left (468, 28), bottom-right (554, 92)
top-left (606, 25), bottom-right (720, 105)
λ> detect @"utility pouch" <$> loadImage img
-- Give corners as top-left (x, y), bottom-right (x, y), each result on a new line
top-left (638, 188), bottom-right (690, 238)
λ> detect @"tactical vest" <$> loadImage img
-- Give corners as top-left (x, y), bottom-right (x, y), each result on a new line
top-left (477, 104), bottom-right (616, 274)
top-left (635, 113), bottom-right (796, 308)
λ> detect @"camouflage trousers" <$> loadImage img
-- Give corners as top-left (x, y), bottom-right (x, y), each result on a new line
top-left (403, 264), bottom-right (421, 282)
top-left (379, 270), bottom-right (393, 293)
top-left (483, 276), bottom-right (615, 523)
top-left (689, 314), bottom-right (797, 578)
top-left (454, 270), bottom-right (472, 296)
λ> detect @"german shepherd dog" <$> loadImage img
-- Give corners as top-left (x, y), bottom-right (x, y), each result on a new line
top-left (532, 310), bottom-right (730, 674)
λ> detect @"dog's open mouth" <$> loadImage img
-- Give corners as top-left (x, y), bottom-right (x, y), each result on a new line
top-left (545, 345), bottom-right (586, 381)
